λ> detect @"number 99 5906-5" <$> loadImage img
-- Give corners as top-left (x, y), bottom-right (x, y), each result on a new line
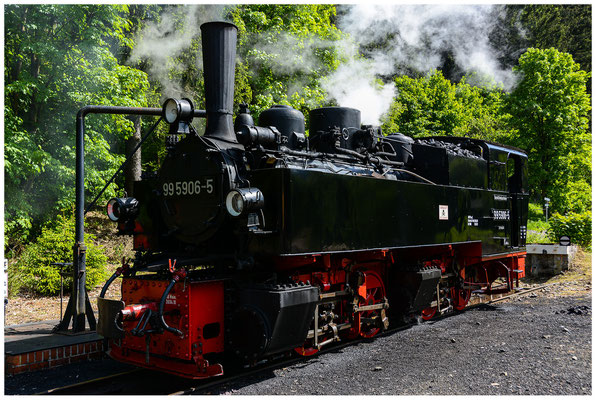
top-left (162, 179), bottom-right (214, 196)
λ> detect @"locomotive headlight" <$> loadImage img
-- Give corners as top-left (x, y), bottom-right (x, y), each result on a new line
top-left (106, 197), bottom-right (139, 222)
top-left (225, 188), bottom-right (264, 217)
top-left (162, 98), bottom-right (194, 124)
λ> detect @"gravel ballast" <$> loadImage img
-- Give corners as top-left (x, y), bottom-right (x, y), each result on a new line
top-left (211, 293), bottom-right (591, 395)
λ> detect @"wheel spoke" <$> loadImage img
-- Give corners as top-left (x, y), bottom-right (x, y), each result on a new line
top-left (451, 287), bottom-right (472, 311)
top-left (359, 272), bottom-right (385, 338)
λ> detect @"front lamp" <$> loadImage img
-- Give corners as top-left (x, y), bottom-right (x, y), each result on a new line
top-left (162, 98), bottom-right (194, 124)
top-left (107, 197), bottom-right (139, 222)
top-left (225, 188), bottom-right (264, 217)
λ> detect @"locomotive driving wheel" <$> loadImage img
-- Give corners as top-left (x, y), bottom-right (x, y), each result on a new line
top-left (420, 306), bottom-right (437, 321)
top-left (358, 271), bottom-right (386, 338)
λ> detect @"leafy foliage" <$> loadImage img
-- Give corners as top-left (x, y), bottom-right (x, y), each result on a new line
top-left (525, 203), bottom-right (550, 244)
top-left (506, 47), bottom-right (591, 213)
top-left (490, 5), bottom-right (591, 78)
top-left (4, 5), bottom-right (151, 251)
top-left (527, 202), bottom-right (545, 220)
top-left (526, 221), bottom-right (551, 244)
top-left (382, 70), bottom-right (513, 142)
top-left (230, 5), bottom-right (343, 120)
top-left (548, 211), bottom-right (592, 249)
top-left (9, 213), bottom-right (108, 296)
top-left (520, 5), bottom-right (591, 75)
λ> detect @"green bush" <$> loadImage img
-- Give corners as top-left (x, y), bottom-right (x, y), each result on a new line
top-left (9, 214), bottom-right (108, 296)
top-left (528, 202), bottom-right (545, 220)
top-left (525, 203), bottom-right (551, 244)
top-left (548, 211), bottom-right (592, 249)
top-left (526, 219), bottom-right (550, 244)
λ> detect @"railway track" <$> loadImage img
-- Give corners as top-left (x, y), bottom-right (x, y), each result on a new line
top-left (38, 284), bottom-right (550, 395)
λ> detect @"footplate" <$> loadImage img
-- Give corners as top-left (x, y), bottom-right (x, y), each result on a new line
top-left (108, 343), bottom-right (224, 379)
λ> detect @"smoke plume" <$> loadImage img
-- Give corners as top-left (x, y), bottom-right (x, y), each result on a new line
top-left (324, 4), bottom-right (519, 125)
top-left (129, 5), bottom-right (228, 99)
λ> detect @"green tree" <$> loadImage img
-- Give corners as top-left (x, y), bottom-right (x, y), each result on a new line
top-left (9, 213), bottom-right (108, 296)
top-left (4, 5), bottom-right (151, 251)
top-left (521, 5), bottom-right (591, 75)
top-left (382, 70), bottom-right (512, 142)
top-left (506, 47), bottom-right (591, 213)
top-left (488, 5), bottom-right (529, 71)
top-left (230, 5), bottom-right (343, 120)
top-left (490, 5), bottom-right (591, 77)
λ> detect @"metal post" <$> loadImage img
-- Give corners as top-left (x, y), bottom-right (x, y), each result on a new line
top-left (55, 105), bottom-right (206, 333)
top-left (60, 265), bottom-right (63, 321)
top-left (314, 304), bottom-right (319, 347)
top-left (73, 112), bottom-right (86, 332)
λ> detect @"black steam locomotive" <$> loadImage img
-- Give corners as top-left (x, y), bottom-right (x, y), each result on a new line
top-left (97, 22), bottom-right (529, 378)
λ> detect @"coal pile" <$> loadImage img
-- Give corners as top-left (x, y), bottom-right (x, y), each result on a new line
top-left (557, 305), bottom-right (591, 315)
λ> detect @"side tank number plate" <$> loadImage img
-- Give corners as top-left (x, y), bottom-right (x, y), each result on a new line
top-left (162, 178), bottom-right (214, 196)
top-left (491, 208), bottom-right (510, 221)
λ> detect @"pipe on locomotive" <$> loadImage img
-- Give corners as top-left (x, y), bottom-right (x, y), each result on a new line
top-left (99, 259), bottom-right (131, 298)
top-left (158, 269), bottom-right (187, 337)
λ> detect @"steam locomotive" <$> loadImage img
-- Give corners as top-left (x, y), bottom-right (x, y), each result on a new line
top-left (97, 22), bottom-right (529, 379)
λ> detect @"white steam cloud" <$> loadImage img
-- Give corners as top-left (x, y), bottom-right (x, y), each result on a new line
top-left (129, 5), bottom-right (228, 98)
top-left (321, 48), bottom-right (397, 125)
top-left (320, 37), bottom-right (397, 125)
top-left (248, 32), bottom-right (330, 77)
top-left (324, 4), bottom-right (518, 125)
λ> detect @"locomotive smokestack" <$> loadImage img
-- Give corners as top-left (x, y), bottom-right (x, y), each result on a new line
top-left (200, 21), bottom-right (238, 143)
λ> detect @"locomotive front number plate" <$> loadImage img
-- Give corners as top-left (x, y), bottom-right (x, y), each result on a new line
top-left (162, 178), bottom-right (214, 196)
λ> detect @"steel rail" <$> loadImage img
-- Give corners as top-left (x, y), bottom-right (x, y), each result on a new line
top-left (34, 369), bottom-right (140, 395)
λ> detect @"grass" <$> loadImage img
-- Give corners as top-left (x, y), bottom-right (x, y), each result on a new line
top-left (526, 202), bottom-right (551, 244)
top-left (550, 248), bottom-right (592, 283)
top-left (548, 248), bottom-right (592, 296)
top-left (527, 218), bottom-right (551, 244)
top-left (528, 202), bottom-right (544, 220)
